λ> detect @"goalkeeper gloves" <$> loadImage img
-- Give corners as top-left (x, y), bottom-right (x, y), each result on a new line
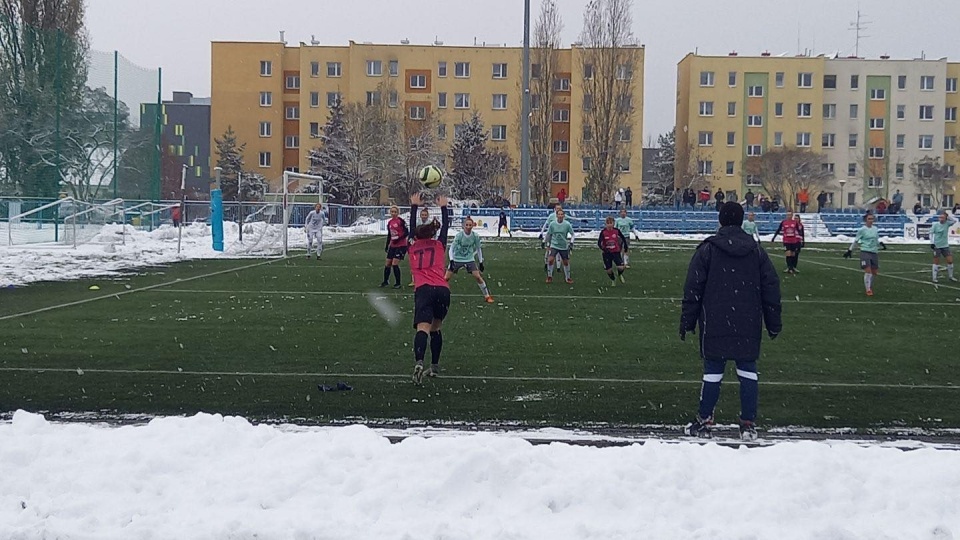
top-left (478, 262), bottom-right (485, 272)
top-left (843, 249), bottom-right (852, 259)
top-left (931, 244), bottom-right (937, 251)
top-left (879, 242), bottom-right (887, 250)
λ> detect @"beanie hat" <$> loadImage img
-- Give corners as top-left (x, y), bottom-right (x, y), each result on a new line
top-left (718, 201), bottom-right (744, 227)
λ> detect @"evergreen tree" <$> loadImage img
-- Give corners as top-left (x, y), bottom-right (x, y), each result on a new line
top-left (307, 98), bottom-right (354, 204)
top-left (214, 125), bottom-right (245, 199)
top-left (238, 171), bottom-right (268, 201)
top-left (449, 112), bottom-right (497, 201)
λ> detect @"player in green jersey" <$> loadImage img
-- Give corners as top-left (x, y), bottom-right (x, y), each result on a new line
top-left (445, 217), bottom-right (494, 303)
top-left (843, 213), bottom-right (886, 296)
top-left (615, 208), bottom-right (639, 267)
top-left (930, 210), bottom-right (957, 283)
top-left (539, 205), bottom-right (563, 273)
top-left (741, 212), bottom-right (759, 241)
top-left (545, 209), bottom-right (575, 284)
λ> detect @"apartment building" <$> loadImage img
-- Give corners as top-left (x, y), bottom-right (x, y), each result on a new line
top-left (211, 39), bottom-right (644, 203)
top-left (677, 52), bottom-right (959, 209)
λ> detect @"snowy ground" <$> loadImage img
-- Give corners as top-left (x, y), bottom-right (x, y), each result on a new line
top-left (3, 222), bottom-right (960, 538)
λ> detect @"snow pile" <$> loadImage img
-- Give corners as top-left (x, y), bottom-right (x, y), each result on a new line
top-left (1, 411), bottom-right (958, 539)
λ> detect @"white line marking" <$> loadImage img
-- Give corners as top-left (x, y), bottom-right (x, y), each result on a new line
top-left (0, 237), bottom-right (378, 322)
top-left (0, 366), bottom-right (956, 390)
top-left (804, 258), bottom-right (960, 292)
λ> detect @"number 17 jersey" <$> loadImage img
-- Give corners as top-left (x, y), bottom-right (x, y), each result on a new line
top-left (409, 239), bottom-right (449, 289)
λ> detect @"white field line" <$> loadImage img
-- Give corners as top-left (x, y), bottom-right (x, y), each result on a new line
top-left (0, 366), bottom-right (956, 390)
top-left (803, 258), bottom-right (960, 292)
top-left (0, 237), bottom-right (379, 322)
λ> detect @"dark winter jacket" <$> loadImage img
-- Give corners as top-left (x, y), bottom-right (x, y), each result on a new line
top-left (680, 226), bottom-right (782, 361)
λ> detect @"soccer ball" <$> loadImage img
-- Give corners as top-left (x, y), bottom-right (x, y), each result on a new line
top-left (418, 165), bottom-right (444, 189)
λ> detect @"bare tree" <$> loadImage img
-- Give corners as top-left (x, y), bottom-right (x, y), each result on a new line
top-left (743, 147), bottom-right (832, 209)
top-left (909, 156), bottom-right (954, 210)
top-left (675, 138), bottom-right (717, 192)
top-left (393, 110), bottom-right (445, 203)
top-left (578, 0), bottom-right (640, 204)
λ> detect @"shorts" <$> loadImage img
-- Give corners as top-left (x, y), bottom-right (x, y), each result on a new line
top-left (602, 251), bottom-right (624, 270)
top-left (784, 242), bottom-right (801, 253)
top-left (413, 285), bottom-right (451, 328)
top-left (934, 247), bottom-right (952, 258)
top-left (386, 246), bottom-right (408, 261)
top-left (448, 260), bottom-right (478, 274)
top-left (860, 251), bottom-right (879, 270)
top-left (549, 248), bottom-right (570, 261)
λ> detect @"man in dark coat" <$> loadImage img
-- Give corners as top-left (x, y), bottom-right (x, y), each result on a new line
top-left (679, 201), bottom-right (782, 440)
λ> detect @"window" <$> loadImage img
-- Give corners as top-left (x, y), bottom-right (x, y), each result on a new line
top-left (493, 63), bottom-right (508, 79)
top-left (305, 91), bottom-right (317, 108)
top-left (726, 131), bottom-right (735, 146)
top-left (438, 124), bottom-right (447, 140)
top-left (454, 123), bottom-right (466, 138)
top-left (389, 60), bottom-right (399, 77)
top-left (285, 105), bottom-right (299, 120)
top-left (698, 131), bottom-right (713, 146)
top-left (327, 62), bottom-right (341, 77)
top-left (822, 133), bottom-right (835, 148)
top-left (530, 63), bottom-right (541, 79)
top-left (869, 118), bottom-right (885, 130)
top-left (847, 193), bottom-right (856, 206)
top-left (699, 101), bottom-right (714, 116)
top-left (849, 104), bottom-right (859, 119)
top-left (747, 115), bottom-right (762, 126)
top-left (848, 133), bottom-right (858, 148)
top-left (285, 135), bottom-right (299, 149)
top-left (919, 105), bottom-right (934, 120)
top-left (438, 61), bottom-right (447, 77)
top-left (491, 125), bottom-right (507, 141)
top-left (454, 62), bottom-right (470, 78)
top-left (728, 71), bottom-right (737, 86)
top-left (747, 85), bottom-right (763, 97)
top-left (387, 90), bottom-right (398, 108)
top-left (454, 93), bottom-right (470, 109)
top-left (850, 74), bottom-right (860, 89)
top-left (847, 163), bottom-right (857, 177)
top-left (552, 170), bottom-right (568, 183)
top-left (726, 161), bottom-right (735, 175)
top-left (919, 135), bottom-right (934, 149)
top-left (259, 92), bottom-right (272, 107)
top-left (583, 64), bottom-right (594, 79)
top-left (530, 94), bottom-right (541, 110)
top-left (617, 94), bottom-right (632, 111)
top-left (944, 194), bottom-right (956, 208)
top-left (616, 65), bottom-right (632, 80)
top-left (582, 157), bottom-right (592, 171)
top-left (797, 132), bottom-right (811, 147)
top-left (309, 122), bottom-right (319, 138)
top-left (259, 121), bottom-right (271, 137)
top-left (554, 77), bottom-right (571, 91)
top-left (948, 107), bottom-right (958, 122)
top-left (896, 163), bottom-right (904, 178)
top-left (896, 134), bottom-right (905, 148)
top-left (869, 88), bottom-right (886, 100)
top-left (583, 94), bottom-right (594, 111)
top-left (868, 176), bottom-right (883, 188)
top-left (310, 62), bottom-right (320, 77)
top-left (774, 131), bottom-right (783, 147)
top-left (619, 127), bottom-right (632, 142)
top-left (898, 75), bottom-right (907, 90)
top-left (868, 147), bottom-right (884, 158)
top-left (258, 152), bottom-right (271, 167)
top-left (286, 74), bottom-right (300, 90)
top-left (746, 174), bottom-right (762, 187)
top-left (823, 74), bottom-right (837, 89)
top-left (897, 104), bottom-right (906, 120)
top-left (920, 75), bottom-right (935, 90)
top-left (552, 140), bottom-right (569, 153)
top-left (797, 103), bottom-right (812, 117)
top-left (774, 102), bottom-right (783, 117)
top-left (697, 160), bottom-right (712, 175)
top-left (823, 103), bottom-right (836, 119)
top-left (366, 60), bottom-right (382, 76)
top-left (438, 92), bottom-right (447, 108)
top-left (727, 101), bottom-right (736, 116)
top-left (553, 108), bottom-right (570, 122)
top-left (489, 93), bottom-right (507, 110)
top-left (822, 163), bottom-right (835, 174)
top-left (945, 136), bottom-right (957, 151)
top-left (260, 60), bottom-right (272, 76)
top-left (775, 72), bottom-right (784, 87)
top-left (798, 72), bottom-right (813, 88)
top-left (747, 144), bottom-right (762, 156)
top-left (948, 78), bottom-right (958, 93)
top-left (366, 91), bottom-right (381, 105)
top-left (699, 71), bottom-right (715, 87)
top-left (582, 125), bottom-right (592, 141)
top-left (409, 106), bottom-right (426, 120)
top-left (410, 74), bottom-right (427, 88)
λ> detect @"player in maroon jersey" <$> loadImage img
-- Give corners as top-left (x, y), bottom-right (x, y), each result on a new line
top-left (597, 216), bottom-right (629, 285)
top-left (380, 205), bottom-right (409, 289)
top-left (408, 193), bottom-right (451, 384)
top-left (770, 210), bottom-right (804, 274)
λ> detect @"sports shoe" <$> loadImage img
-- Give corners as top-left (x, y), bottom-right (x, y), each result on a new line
top-left (791, 268), bottom-right (799, 274)
top-left (545, 276), bottom-right (553, 284)
top-left (306, 254), bottom-right (311, 259)
top-left (609, 277), bottom-right (616, 287)
top-left (683, 415), bottom-right (714, 438)
top-left (866, 289), bottom-right (874, 296)
top-left (379, 282), bottom-right (389, 288)
top-left (426, 364), bottom-right (440, 377)
top-left (619, 274), bottom-right (626, 284)
top-left (739, 419), bottom-right (758, 441)
top-left (393, 284), bottom-right (402, 289)
top-left (950, 277), bottom-right (958, 282)
top-left (565, 278), bottom-right (574, 284)
top-left (412, 363), bottom-right (424, 384)
top-left (783, 267), bottom-right (791, 273)
top-left (485, 295), bottom-right (495, 304)
top-left (933, 277), bottom-right (939, 283)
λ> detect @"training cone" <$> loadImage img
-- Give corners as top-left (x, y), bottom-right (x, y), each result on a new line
top-left (88, 285), bottom-right (100, 290)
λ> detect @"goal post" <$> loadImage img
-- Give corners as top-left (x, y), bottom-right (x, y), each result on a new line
top-left (281, 171), bottom-right (323, 257)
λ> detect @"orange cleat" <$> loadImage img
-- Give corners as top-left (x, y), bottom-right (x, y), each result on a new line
top-left (485, 295), bottom-right (495, 304)
top-left (565, 278), bottom-right (574, 284)
top-left (545, 276), bottom-right (553, 283)
top-left (866, 289), bottom-right (874, 296)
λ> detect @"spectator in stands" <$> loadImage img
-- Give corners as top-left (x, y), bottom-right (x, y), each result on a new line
top-left (614, 189), bottom-right (623, 209)
top-left (625, 186), bottom-right (633, 208)
top-left (875, 199), bottom-right (888, 214)
top-left (171, 206), bottom-right (182, 227)
top-left (953, 203), bottom-right (960, 215)
top-left (684, 188), bottom-right (696, 209)
top-left (759, 194), bottom-right (770, 213)
top-left (557, 188), bottom-right (567, 206)
top-left (817, 191), bottom-right (828, 213)
top-left (745, 189), bottom-right (755, 210)
top-left (674, 188), bottom-right (682, 209)
top-left (892, 190), bottom-right (904, 213)
top-left (913, 201), bottom-right (923, 215)
top-left (797, 188), bottom-right (810, 213)
top-left (771, 198), bottom-right (780, 212)
top-left (698, 188), bottom-right (711, 209)
top-left (714, 188), bottom-right (725, 211)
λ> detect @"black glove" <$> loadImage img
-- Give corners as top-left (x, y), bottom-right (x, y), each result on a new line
top-left (879, 242), bottom-right (887, 251)
top-left (768, 331), bottom-right (779, 340)
top-left (931, 244), bottom-right (937, 251)
top-left (679, 325), bottom-right (695, 341)
top-left (843, 249), bottom-right (852, 259)
top-left (478, 262), bottom-right (485, 272)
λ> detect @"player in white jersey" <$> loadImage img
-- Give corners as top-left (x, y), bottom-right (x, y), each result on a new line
top-left (303, 203), bottom-right (327, 259)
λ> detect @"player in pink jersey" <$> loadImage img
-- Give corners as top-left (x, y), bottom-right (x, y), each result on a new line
top-left (407, 193), bottom-right (451, 384)
top-left (597, 216), bottom-right (628, 286)
top-left (771, 210), bottom-right (804, 274)
top-left (380, 205), bottom-right (409, 289)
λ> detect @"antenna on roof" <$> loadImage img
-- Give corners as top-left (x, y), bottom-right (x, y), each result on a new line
top-left (848, 6), bottom-right (871, 57)
top-left (310, 35), bottom-right (320, 46)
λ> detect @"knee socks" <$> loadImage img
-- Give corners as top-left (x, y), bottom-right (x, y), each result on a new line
top-left (429, 331), bottom-right (442, 365)
top-left (392, 265), bottom-right (401, 285)
top-left (414, 330), bottom-right (428, 363)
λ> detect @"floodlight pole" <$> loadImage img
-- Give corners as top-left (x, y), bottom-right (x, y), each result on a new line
top-left (519, 0), bottom-right (531, 206)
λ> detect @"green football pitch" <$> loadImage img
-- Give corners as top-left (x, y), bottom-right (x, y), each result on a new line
top-left (1, 236), bottom-right (959, 430)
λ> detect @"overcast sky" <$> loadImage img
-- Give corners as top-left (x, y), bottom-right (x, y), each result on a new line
top-left (86, 0), bottom-right (960, 140)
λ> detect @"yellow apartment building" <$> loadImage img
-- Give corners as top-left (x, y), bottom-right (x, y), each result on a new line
top-left (211, 39), bottom-right (644, 204)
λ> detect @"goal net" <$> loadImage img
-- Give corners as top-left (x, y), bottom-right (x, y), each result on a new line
top-left (62, 198), bottom-right (127, 248)
top-left (228, 171), bottom-right (323, 256)
top-left (3, 198), bottom-right (126, 248)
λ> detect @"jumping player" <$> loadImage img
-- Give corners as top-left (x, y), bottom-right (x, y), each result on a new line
top-left (545, 208), bottom-right (575, 284)
top-left (614, 208), bottom-right (638, 267)
top-left (380, 205), bottom-right (408, 289)
top-left (304, 203), bottom-right (327, 260)
top-left (844, 213), bottom-right (885, 296)
top-left (446, 217), bottom-right (494, 303)
top-left (598, 216), bottom-right (628, 285)
top-left (931, 210), bottom-right (957, 283)
top-left (771, 210), bottom-right (803, 274)
top-left (408, 193), bottom-right (451, 383)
